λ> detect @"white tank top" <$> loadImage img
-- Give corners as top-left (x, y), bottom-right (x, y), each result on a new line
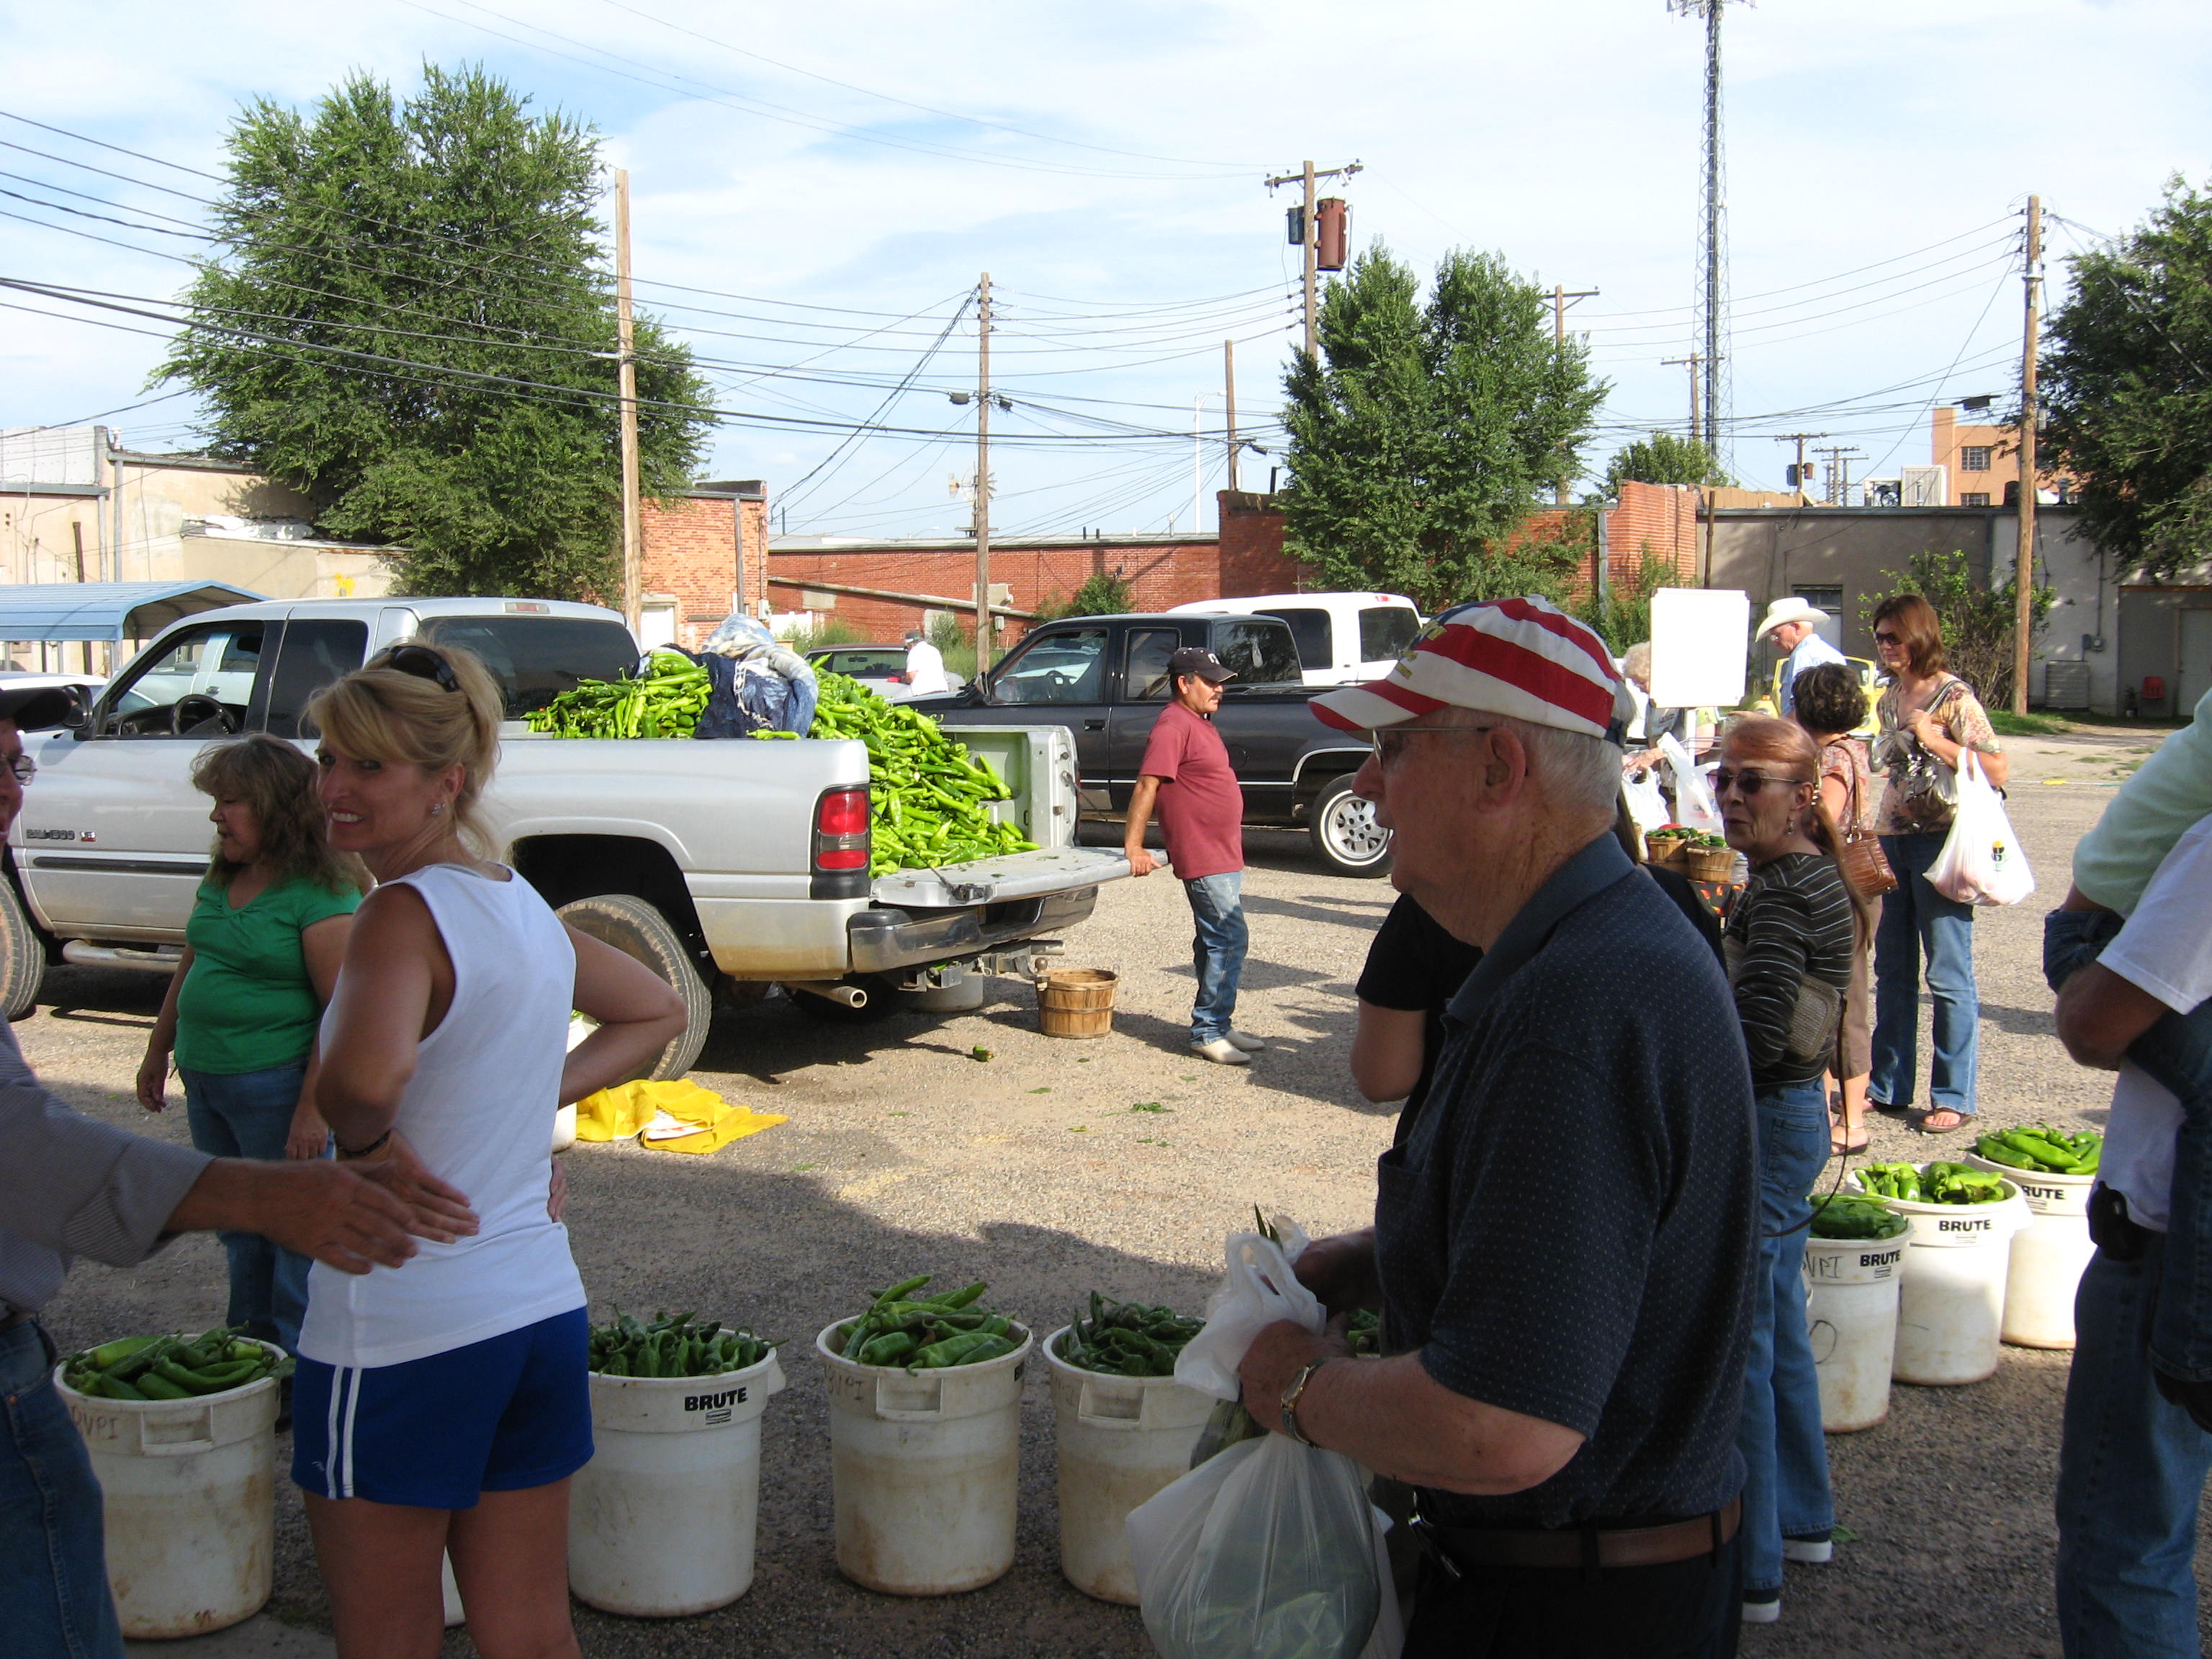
top-left (299, 864), bottom-right (585, 1369)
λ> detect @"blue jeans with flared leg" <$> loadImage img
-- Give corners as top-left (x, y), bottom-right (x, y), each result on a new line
top-left (1871, 831), bottom-right (1979, 1115)
top-left (1183, 872), bottom-right (1248, 1045)
top-left (179, 1062), bottom-right (315, 1354)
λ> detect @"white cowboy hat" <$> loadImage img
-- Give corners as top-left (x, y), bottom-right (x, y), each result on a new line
top-left (1754, 597), bottom-right (1830, 640)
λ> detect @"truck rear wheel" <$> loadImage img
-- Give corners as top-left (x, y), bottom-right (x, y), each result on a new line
top-left (556, 894), bottom-right (711, 1079)
top-left (1309, 774), bottom-right (1393, 878)
top-left (0, 880), bottom-right (43, 1020)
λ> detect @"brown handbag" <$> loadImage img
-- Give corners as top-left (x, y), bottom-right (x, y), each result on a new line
top-left (1833, 747), bottom-right (1897, 898)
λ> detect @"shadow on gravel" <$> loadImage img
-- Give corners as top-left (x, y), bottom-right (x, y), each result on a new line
top-left (1979, 1001), bottom-right (2061, 1038)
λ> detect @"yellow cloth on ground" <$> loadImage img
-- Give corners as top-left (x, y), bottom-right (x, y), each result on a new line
top-left (572, 1079), bottom-right (786, 1154)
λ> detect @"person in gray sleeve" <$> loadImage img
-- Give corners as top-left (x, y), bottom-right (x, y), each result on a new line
top-left (0, 683), bottom-right (478, 1659)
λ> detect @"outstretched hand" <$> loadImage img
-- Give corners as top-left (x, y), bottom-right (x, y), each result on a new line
top-left (343, 1132), bottom-right (479, 1246)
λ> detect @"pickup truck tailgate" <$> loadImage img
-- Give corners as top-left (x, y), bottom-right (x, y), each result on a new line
top-left (869, 846), bottom-right (1128, 907)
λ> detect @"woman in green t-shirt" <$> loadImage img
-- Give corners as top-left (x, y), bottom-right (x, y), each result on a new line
top-left (137, 735), bottom-right (367, 1353)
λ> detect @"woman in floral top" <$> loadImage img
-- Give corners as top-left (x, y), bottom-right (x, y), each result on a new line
top-left (1793, 662), bottom-right (1879, 1154)
top-left (1866, 594), bottom-right (2008, 1133)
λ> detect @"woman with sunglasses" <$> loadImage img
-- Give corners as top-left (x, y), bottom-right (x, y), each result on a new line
top-left (1712, 715), bottom-right (1866, 1625)
top-left (292, 642), bottom-right (687, 1659)
top-left (1867, 593), bottom-right (2008, 1135)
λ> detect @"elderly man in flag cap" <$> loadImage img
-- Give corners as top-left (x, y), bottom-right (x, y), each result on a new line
top-left (1234, 597), bottom-right (1761, 1657)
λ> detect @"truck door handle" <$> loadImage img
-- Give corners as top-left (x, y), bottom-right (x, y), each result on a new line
top-left (1083, 719), bottom-right (1105, 729)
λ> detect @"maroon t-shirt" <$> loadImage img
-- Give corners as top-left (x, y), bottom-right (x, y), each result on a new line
top-left (1138, 701), bottom-right (1244, 878)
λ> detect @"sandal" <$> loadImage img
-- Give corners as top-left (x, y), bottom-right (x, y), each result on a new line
top-left (1831, 1130), bottom-right (1871, 1158)
top-left (1917, 1107), bottom-right (1972, 1136)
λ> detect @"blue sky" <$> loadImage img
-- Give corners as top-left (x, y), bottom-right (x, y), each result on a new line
top-left (1, 0), bottom-right (2207, 539)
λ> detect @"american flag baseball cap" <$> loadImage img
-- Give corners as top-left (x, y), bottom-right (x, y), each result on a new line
top-left (1310, 595), bottom-right (1633, 741)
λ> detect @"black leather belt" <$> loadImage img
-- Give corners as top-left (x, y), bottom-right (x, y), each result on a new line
top-left (1414, 1497), bottom-right (1740, 1575)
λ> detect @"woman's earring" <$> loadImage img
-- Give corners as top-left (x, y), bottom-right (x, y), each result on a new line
top-left (430, 802), bottom-right (444, 817)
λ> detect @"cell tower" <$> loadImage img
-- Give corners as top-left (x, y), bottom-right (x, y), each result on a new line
top-left (1668, 0), bottom-right (1743, 468)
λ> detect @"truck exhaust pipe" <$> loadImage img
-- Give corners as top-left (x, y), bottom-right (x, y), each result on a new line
top-left (786, 979), bottom-right (868, 1009)
top-left (62, 942), bottom-right (184, 973)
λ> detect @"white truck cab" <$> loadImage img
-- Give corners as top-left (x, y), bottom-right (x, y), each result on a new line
top-left (1166, 592), bottom-right (1421, 687)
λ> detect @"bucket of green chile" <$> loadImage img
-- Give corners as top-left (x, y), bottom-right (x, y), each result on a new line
top-left (569, 1315), bottom-right (786, 1617)
top-left (1967, 1124), bottom-right (2103, 1351)
top-left (1046, 1298), bottom-right (1213, 1606)
top-left (1801, 1197), bottom-right (1909, 1433)
top-left (817, 1277), bottom-right (1032, 1596)
top-left (55, 1332), bottom-right (289, 1639)
top-left (1846, 1164), bottom-right (2030, 1385)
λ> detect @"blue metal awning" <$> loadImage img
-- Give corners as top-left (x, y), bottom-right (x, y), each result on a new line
top-left (0, 583), bottom-right (265, 644)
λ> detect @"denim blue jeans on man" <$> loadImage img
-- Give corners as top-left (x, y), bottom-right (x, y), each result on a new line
top-left (1737, 1078), bottom-right (1835, 1601)
top-left (1871, 831), bottom-right (1979, 1115)
top-left (179, 1062), bottom-right (315, 1354)
top-left (0, 1321), bottom-right (122, 1659)
top-left (1184, 872), bottom-right (1249, 1046)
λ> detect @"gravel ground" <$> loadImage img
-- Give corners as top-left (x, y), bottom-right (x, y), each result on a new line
top-left (35, 726), bottom-right (2211, 1656)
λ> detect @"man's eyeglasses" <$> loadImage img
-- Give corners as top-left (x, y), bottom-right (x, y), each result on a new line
top-left (1, 754), bottom-right (33, 787)
top-left (1710, 768), bottom-right (1813, 799)
top-left (370, 644), bottom-right (460, 692)
top-left (1370, 723), bottom-right (1496, 768)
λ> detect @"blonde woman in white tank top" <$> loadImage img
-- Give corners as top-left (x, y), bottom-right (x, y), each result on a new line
top-left (296, 643), bottom-right (685, 1659)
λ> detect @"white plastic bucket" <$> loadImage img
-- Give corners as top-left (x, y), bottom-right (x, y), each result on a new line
top-left (1043, 1328), bottom-right (1213, 1605)
top-left (55, 1343), bottom-right (282, 1639)
top-left (816, 1318), bottom-right (1032, 1596)
top-left (1846, 1173), bottom-right (2029, 1385)
top-left (1801, 1235), bottom-right (1906, 1431)
top-left (1967, 1154), bottom-right (2098, 1350)
top-left (568, 1349), bottom-right (787, 1616)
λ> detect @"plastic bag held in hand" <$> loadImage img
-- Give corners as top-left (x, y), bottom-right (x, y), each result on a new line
top-left (1930, 751), bottom-right (2036, 906)
top-left (1127, 1222), bottom-right (1396, 1659)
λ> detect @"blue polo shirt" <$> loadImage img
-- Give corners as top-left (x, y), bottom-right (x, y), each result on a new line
top-left (1373, 834), bottom-right (1758, 1529)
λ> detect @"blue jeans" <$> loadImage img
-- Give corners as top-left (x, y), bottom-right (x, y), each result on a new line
top-left (1184, 872), bottom-right (1249, 1044)
top-left (1736, 1079), bottom-right (1835, 1598)
top-left (1871, 832), bottom-right (1979, 1115)
top-left (0, 1321), bottom-right (122, 1659)
top-left (2056, 1234), bottom-right (2212, 1658)
top-left (179, 1064), bottom-right (315, 1354)
top-left (2046, 908), bottom-right (2212, 1380)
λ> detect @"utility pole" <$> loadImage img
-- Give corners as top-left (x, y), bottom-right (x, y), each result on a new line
top-left (1552, 284), bottom-right (1599, 502)
top-left (1815, 446), bottom-right (1864, 506)
top-left (1223, 339), bottom-right (1239, 494)
top-left (1663, 354), bottom-right (1704, 444)
top-left (2013, 194), bottom-right (2043, 716)
top-left (974, 272), bottom-right (994, 673)
top-left (1772, 432), bottom-right (1827, 498)
top-left (613, 168), bottom-right (642, 638)
top-left (1265, 158), bottom-right (1362, 360)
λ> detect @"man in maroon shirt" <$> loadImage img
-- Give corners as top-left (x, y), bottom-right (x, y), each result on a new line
top-left (1124, 647), bottom-right (1264, 1065)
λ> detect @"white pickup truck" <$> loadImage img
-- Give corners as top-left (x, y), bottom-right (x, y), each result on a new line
top-left (1, 596), bottom-right (1125, 1075)
top-left (1165, 592), bottom-right (1422, 687)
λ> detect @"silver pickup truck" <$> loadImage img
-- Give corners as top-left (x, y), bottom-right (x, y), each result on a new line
top-left (1, 597), bottom-right (1125, 1075)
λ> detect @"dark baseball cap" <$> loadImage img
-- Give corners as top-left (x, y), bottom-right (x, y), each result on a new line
top-left (1167, 647), bottom-right (1236, 684)
top-left (0, 683), bottom-right (82, 731)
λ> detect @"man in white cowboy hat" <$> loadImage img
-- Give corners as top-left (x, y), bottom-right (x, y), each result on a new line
top-left (1755, 598), bottom-right (1845, 719)
top-left (1232, 596), bottom-right (1760, 1656)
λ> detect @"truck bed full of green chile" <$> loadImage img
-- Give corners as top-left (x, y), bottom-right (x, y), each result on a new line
top-left (526, 650), bottom-right (711, 739)
top-left (833, 1275), bottom-right (1019, 1370)
top-left (589, 1310), bottom-right (776, 1378)
top-left (793, 674), bottom-right (1038, 876)
top-left (63, 1328), bottom-right (291, 1401)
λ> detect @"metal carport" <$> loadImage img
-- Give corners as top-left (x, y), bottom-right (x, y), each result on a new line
top-left (0, 582), bottom-right (265, 647)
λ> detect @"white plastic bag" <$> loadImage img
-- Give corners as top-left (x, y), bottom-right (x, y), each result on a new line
top-left (1929, 751), bottom-right (2035, 906)
top-left (1656, 731), bottom-right (1723, 832)
top-left (1621, 767), bottom-right (1669, 836)
top-left (1130, 1224), bottom-right (1398, 1659)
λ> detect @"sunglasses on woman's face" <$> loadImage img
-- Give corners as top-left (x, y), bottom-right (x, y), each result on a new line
top-left (370, 644), bottom-right (460, 693)
top-left (1873, 631), bottom-right (1902, 647)
top-left (1710, 768), bottom-right (1812, 799)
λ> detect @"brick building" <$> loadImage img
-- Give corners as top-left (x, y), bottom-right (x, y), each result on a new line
top-left (636, 481), bottom-right (769, 649)
top-left (1930, 405), bottom-right (2074, 507)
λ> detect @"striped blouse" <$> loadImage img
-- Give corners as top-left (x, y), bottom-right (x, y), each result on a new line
top-left (1722, 852), bottom-right (1858, 1089)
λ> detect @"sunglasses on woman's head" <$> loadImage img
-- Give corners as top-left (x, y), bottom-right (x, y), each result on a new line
top-left (371, 644), bottom-right (459, 693)
top-left (1710, 768), bottom-right (1813, 798)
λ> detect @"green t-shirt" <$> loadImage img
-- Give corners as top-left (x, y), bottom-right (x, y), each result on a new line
top-left (173, 874), bottom-right (362, 1076)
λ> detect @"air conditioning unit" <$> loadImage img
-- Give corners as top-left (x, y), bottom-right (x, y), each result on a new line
top-left (1865, 479), bottom-right (1902, 508)
top-left (1901, 465), bottom-right (1948, 507)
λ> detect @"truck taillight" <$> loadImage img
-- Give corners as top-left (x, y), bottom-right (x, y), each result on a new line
top-left (814, 788), bottom-right (871, 872)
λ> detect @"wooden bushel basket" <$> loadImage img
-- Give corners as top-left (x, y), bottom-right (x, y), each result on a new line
top-left (1036, 968), bottom-right (1118, 1040)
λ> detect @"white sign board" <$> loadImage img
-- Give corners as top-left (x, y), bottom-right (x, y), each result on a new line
top-left (1647, 588), bottom-right (1750, 709)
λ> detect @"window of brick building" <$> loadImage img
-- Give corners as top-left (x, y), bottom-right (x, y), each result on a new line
top-left (1961, 446), bottom-right (1992, 472)
top-left (1961, 492), bottom-right (1992, 508)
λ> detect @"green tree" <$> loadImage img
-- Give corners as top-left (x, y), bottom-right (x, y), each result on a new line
top-left (1038, 570), bottom-right (1136, 619)
top-left (1861, 549), bottom-right (2054, 711)
top-left (1603, 432), bottom-right (1732, 493)
top-left (158, 66), bottom-right (714, 601)
top-left (2043, 175), bottom-right (2212, 577)
top-left (1279, 247), bottom-right (1608, 611)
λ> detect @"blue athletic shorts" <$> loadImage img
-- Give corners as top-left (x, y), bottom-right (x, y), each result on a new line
top-left (291, 1308), bottom-right (592, 1509)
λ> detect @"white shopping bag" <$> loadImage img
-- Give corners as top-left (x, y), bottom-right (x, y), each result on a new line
top-left (1929, 751), bottom-right (2035, 906)
top-left (1656, 731), bottom-right (1723, 832)
top-left (1621, 767), bottom-right (1669, 836)
top-left (1130, 1223), bottom-right (1400, 1659)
